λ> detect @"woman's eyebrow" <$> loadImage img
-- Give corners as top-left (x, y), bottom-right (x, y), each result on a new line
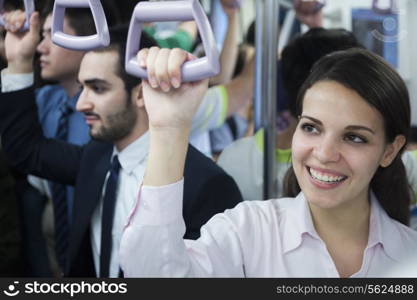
top-left (345, 125), bottom-right (375, 135)
top-left (300, 115), bottom-right (322, 125)
top-left (301, 115), bottom-right (375, 134)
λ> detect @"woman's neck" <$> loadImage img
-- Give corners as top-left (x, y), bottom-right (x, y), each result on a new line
top-left (308, 195), bottom-right (371, 277)
top-left (309, 196), bottom-right (371, 242)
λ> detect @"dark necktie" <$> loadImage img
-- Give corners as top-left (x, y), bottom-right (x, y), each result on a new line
top-left (100, 155), bottom-right (121, 277)
top-left (51, 102), bottom-right (73, 273)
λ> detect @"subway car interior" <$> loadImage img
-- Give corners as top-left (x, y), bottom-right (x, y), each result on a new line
top-left (0, 0), bottom-right (417, 279)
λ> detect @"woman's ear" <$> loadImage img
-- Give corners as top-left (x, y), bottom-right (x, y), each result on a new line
top-left (132, 83), bottom-right (144, 108)
top-left (380, 135), bottom-right (406, 167)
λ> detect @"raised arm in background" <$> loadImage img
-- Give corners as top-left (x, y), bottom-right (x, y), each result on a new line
top-left (209, 0), bottom-right (240, 86)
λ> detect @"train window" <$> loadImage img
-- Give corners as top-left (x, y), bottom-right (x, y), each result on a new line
top-left (352, 8), bottom-right (398, 68)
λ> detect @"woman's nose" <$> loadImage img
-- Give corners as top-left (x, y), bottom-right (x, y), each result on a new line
top-left (313, 136), bottom-right (341, 163)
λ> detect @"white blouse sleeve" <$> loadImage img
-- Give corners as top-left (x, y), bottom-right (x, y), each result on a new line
top-left (119, 179), bottom-right (246, 277)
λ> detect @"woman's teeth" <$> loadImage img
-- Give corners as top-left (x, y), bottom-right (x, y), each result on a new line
top-left (309, 168), bottom-right (347, 183)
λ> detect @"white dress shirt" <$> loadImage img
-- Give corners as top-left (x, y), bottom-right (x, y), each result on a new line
top-left (91, 132), bottom-right (149, 277)
top-left (1, 69), bottom-right (33, 92)
top-left (120, 180), bottom-right (417, 277)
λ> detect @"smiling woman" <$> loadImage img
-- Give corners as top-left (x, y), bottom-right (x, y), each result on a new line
top-left (119, 47), bottom-right (417, 278)
top-left (285, 48), bottom-right (411, 227)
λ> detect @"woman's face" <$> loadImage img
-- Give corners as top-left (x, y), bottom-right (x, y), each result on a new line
top-left (292, 80), bottom-right (402, 210)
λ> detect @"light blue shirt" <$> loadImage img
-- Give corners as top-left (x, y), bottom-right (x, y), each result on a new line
top-left (35, 85), bottom-right (90, 222)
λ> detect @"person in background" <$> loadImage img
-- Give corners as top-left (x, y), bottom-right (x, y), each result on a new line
top-left (209, 0), bottom-right (325, 160)
top-left (0, 27), bottom-right (5, 70)
top-left (0, 148), bottom-right (23, 277)
top-left (209, 0), bottom-right (241, 86)
top-left (1, 11), bottom-right (242, 277)
top-left (6, 0), bottom-right (120, 277)
top-left (209, 45), bottom-right (253, 159)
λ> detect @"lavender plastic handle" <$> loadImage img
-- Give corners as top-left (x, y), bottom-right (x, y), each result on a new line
top-left (51, 0), bottom-right (109, 51)
top-left (125, 0), bottom-right (220, 82)
top-left (372, 0), bottom-right (395, 14)
top-left (0, 0), bottom-right (34, 31)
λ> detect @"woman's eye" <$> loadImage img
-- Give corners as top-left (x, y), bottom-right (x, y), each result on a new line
top-left (301, 123), bottom-right (319, 134)
top-left (345, 134), bottom-right (367, 144)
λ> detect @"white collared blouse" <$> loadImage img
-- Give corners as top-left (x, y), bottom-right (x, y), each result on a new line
top-left (120, 180), bottom-right (417, 277)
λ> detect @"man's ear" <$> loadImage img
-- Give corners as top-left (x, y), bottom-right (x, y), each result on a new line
top-left (380, 135), bottom-right (406, 168)
top-left (132, 83), bottom-right (144, 108)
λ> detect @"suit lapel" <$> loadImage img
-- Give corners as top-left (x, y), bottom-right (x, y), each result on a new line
top-left (69, 142), bottom-right (113, 272)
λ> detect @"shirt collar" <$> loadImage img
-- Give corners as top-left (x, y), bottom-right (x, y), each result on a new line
top-left (367, 191), bottom-right (404, 262)
top-left (282, 192), bottom-right (321, 254)
top-left (282, 190), bottom-right (406, 261)
top-left (112, 132), bottom-right (149, 175)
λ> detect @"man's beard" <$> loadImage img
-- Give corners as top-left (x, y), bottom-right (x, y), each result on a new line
top-left (91, 101), bottom-right (137, 142)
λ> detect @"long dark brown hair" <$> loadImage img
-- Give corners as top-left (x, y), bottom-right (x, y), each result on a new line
top-left (283, 48), bottom-right (411, 225)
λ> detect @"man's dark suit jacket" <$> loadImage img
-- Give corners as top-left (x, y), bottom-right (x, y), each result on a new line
top-left (0, 87), bottom-right (243, 277)
top-left (0, 150), bottom-right (23, 276)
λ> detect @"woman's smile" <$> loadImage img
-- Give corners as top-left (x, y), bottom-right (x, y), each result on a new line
top-left (306, 166), bottom-right (348, 189)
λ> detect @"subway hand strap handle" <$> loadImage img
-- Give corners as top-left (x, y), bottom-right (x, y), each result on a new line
top-left (51, 0), bottom-right (109, 51)
top-left (125, 0), bottom-right (220, 82)
top-left (372, 0), bottom-right (396, 14)
top-left (0, 0), bottom-right (35, 31)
